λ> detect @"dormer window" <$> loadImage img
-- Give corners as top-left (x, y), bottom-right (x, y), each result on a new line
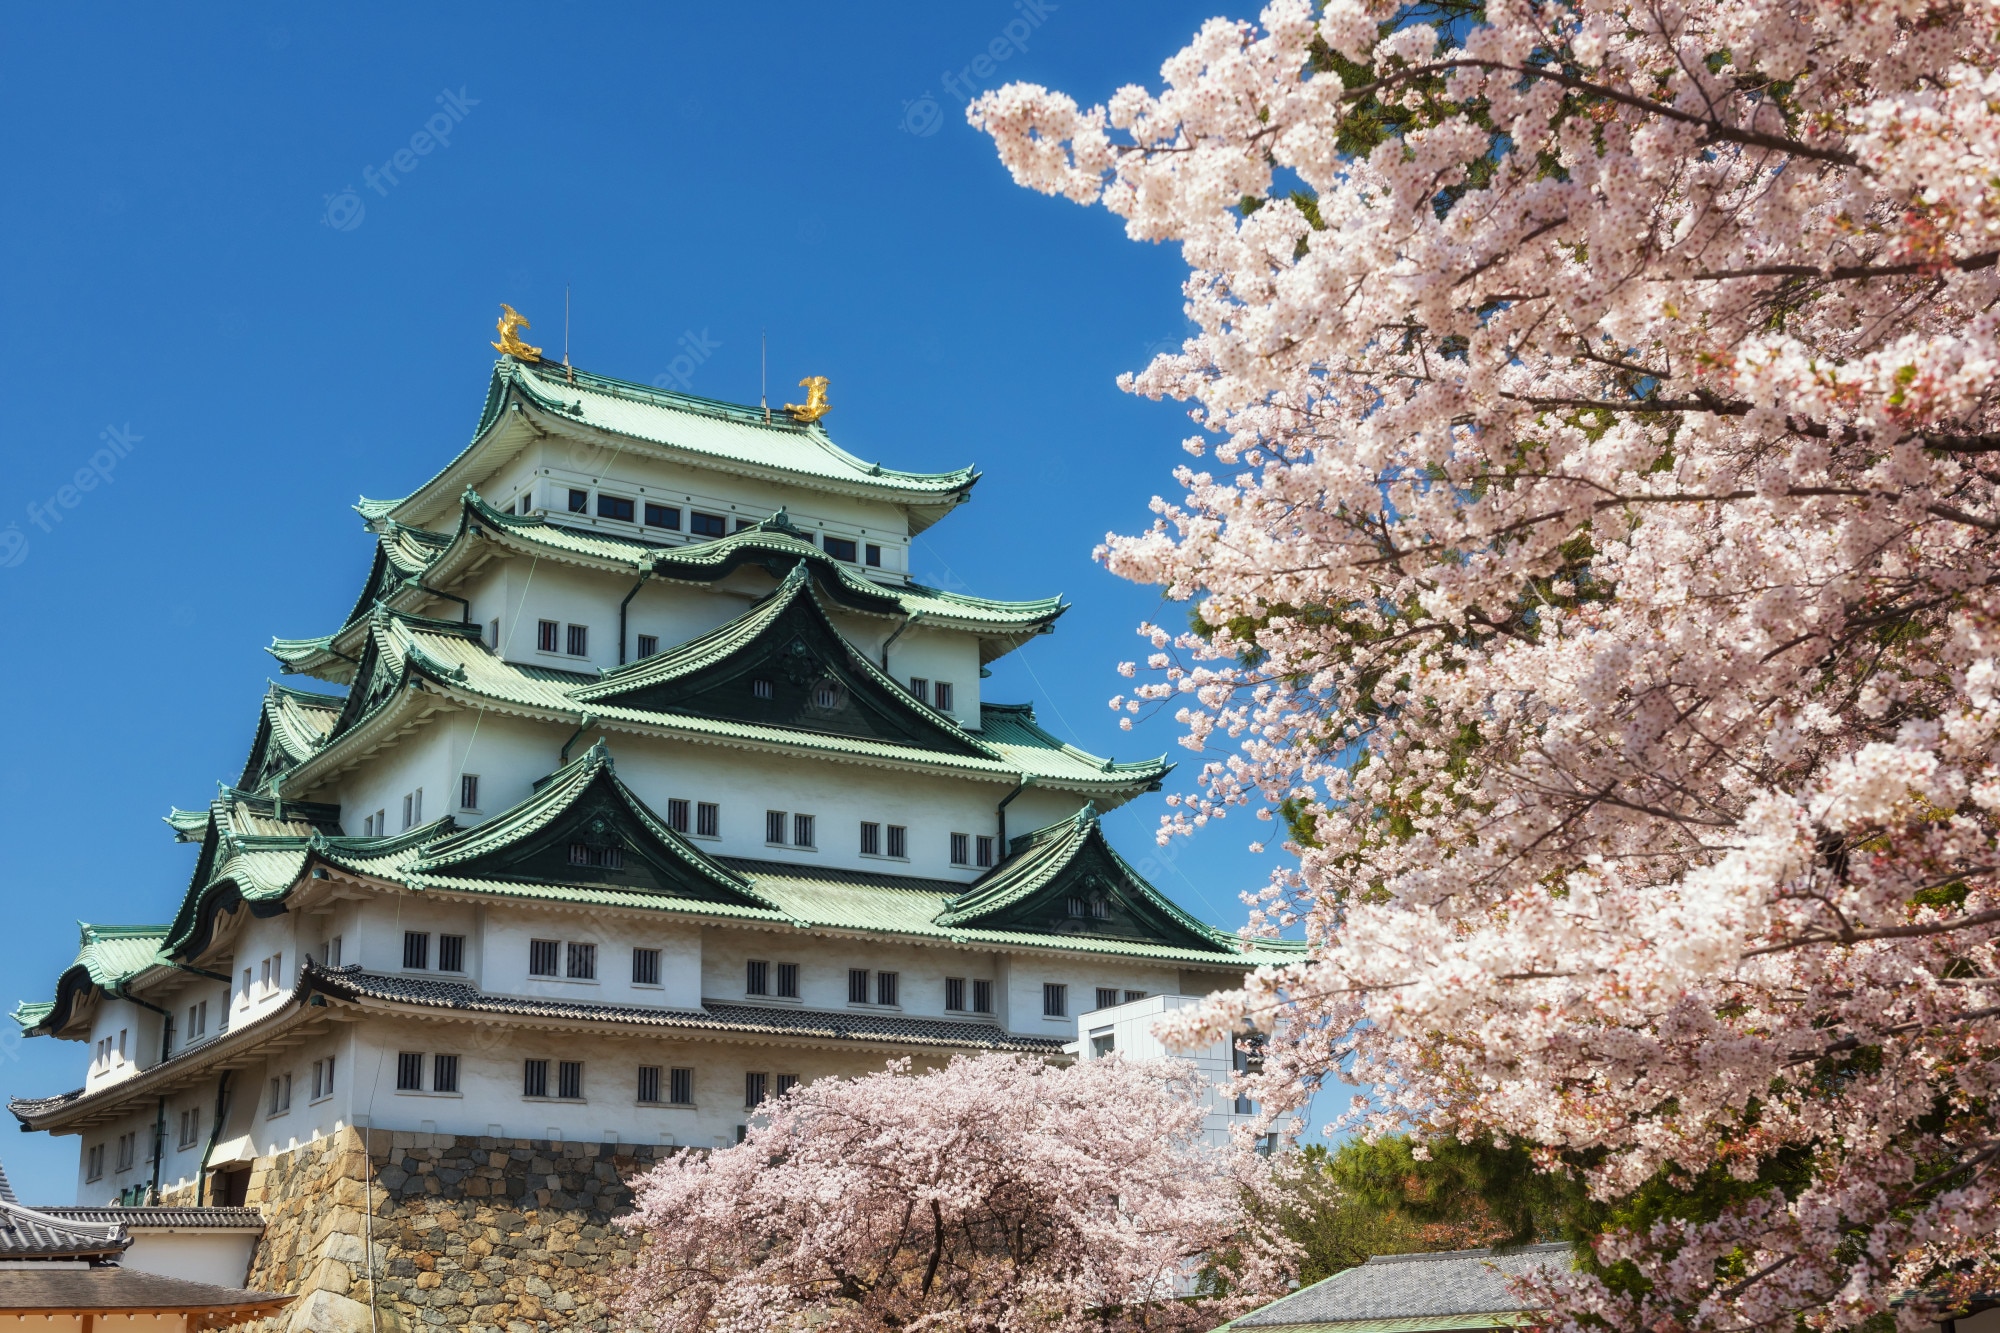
top-left (752, 679), bottom-right (773, 700)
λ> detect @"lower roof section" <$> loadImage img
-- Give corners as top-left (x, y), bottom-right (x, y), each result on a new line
top-left (318, 966), bottom-right (1066, 1054)
top-left (0, 1265), bottom-right (291, 1320)
top-left (10, 961), bottom-right (1065, 1134)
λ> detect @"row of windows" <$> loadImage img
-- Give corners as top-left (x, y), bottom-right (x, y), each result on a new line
top-left (560, 487), bottom-right (885, 566)
top-left (396, 1051), bottom-right (790, 1109)
top-left (404, 931), bottom-right (467, 973)
top-left (360, 786), bottom-right (425, 837)
top-left (1038, 985), bottom-right (1144, 1018)
top-left (85, 1133), bottom-right (144, 1181)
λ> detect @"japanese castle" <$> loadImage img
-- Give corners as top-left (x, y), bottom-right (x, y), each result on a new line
top-left (11, 333), bottom-right (1296, 1207)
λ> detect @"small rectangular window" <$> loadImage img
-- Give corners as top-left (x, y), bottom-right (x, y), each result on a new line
top-left (397, 1051), bottom-right (424, 1091)
top-left (934, 682), bottom-right (954, 713)
top-left (566, 623), bottom-right (589, 657)
top-left (950, 833), bottom-right (971, 866)
top-left (793, 813), bottom-right (815, 848)
top-left (886, 825), bottom-right (907, 858)
top-left (975, 835), bottom-right (995, 868)
top-left (557, 1060), bottom-right (584, 1100)
top-left (433, 1054), bottom-right (460, 1094)
top-left (765, 810), bottom-right (787, 844)
top-left (909, 677), bottom-right (929, 704)
top-left (697, 802), bottom-right (720, 837)
top-left (751, 678), bottom-right (774, 699)
top-left (633, 947), bottom-right (662, 986)
top-left (488, 617), bottom-right (500, 649)
top-left (945, 977), bottom-right (966, 1012)
top-left (777, 962), bottom-right (799, 998)
top-left (1125, 989), bottom-right (1147, 1003)
top-left (438, 934), bottom-right (465, 973)
top-left (1043, 983), bottom-right (1068, 1018)
top-left (1097, 987), bottom-right (1120, 1012)
top-left (402, 793), bottom-right (414, 831)
top-left (690, 511), bottom-right (727, 538)
top-left (529, 939), bottom-right (560, 977)
top-left (567, 942), bottom-right (597, 980)
top-left (865, 543), bottom-right (881, 567)
top-left (849, 968), bottom-right (870, 1004)
top-left (972, 979), bottom-right (993, 1013)
top-left (667, 798), bottom-right (690, 833)
top-left (179, 1107), bottom-right (200, 1149)
top-left (637, 634), bottom-right (660, 658)
top-left (745, 1072), bottom-right (768, 1107)
top-left (644, 503), bottom-right (682, 530)
top-left (876, 971), bottom-right (899, 1007)
top-left (776, 1073), bottom-right (799, 1097)
top-left (523, 1059), bottom-right (549, 1098)
top-left (638, 1065), bottom-right (662, 1104)
top-left (403, 931), bottom-right (430, 971)
top-left (460, 774), bottom-right (479, 810)
top-left (568, 488), bottom-right (589, 513)
top-left (823, 536), bottom-right (857, 562)
top-left (669, 1067), bottom-right (693, 1105)
top-left (747, 960), bottom-right (770, 996)
top-left (538, 619), bottom-right (560, 653)
top-left (860, 821), bottom-right (880, 855)
top-left (597, 494), bottom-right (635, 522)
top-left (86, 1144), bottom-right (104, 1181)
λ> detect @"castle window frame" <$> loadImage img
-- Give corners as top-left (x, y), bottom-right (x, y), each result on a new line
top-left (690, 510), bottom-right (727, 538)
top-left (973, 979), bottom-right (994, 1014)
top-left (865, 543), bottom-right (881, 567)
top-left (566, 942), bottom-right (597, 981)
top-left (566, 623), bottom-right (589, 657)
top-left (669, 1067), bottom-right (694, 1105)
top-left (950, 833), bottom-right (971, 866)
top-left (1043, 983), bottom-right (1068, 1019)
top-left (528, 939), bottom-right (561, 978)
top-left (538, 620), bottom-right (560, 653)
top-left (666, 798), bottom-right (690, 833)
top-left (632, 947), bottom-right (662, 987)
top-left (934, 681), bottom-right (954, 713)
top-left (568, 488), bottom-right (588, 514)
top-left (432, 1054), bottom-right (460, 1095)
top-left (644, 503), bottom-right (681, 531)
top-left (557, 1060), bottom-right (584, 1100)
top-left (597, 494), bottom-right (635, 523)
top-left (886, 824), bottom-right (907, 859)
top-left (396, 1053), bottom-right (424, 1092)
top-left (776, 962), bottom-right (799, 999)
top-left (823, 536), bottom-right (857, 562)
top-left (402, 931), bottom-right (430, 971)
top-left (793, 813), bottom-right (815, 849)
top-left (860, 821), bottom-right (881, 855)
top-left (438, 933), bottom-right (466, 974)
top-left (746, 960), bottom-right (770, 996)
top-left (459, 774), bottom-right (480, 811)
top-left (975, 835), bottom-right (995, 868)
top-left (696, 802), bottom-right (720, 838)
top-left (637, 634), bottom-right (660, 658)
top-left (522, 1059), bottom-right (549, 1099)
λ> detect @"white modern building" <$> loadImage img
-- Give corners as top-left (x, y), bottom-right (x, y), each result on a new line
top-left (10, 337), bottom-right (1301, 1209)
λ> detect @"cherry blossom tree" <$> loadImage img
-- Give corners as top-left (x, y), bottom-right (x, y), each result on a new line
top-left (616, 1053), bottom-right (1291, 1333)
top-left (969, 2), bottom-right (2000, 1330)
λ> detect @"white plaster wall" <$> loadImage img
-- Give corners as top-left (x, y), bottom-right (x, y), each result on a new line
top-left (1006, 958), bottom-right (1185, 1046)
top-left (477, 902), bottom-right (702, 1011)
top-left (476, 441), bottom-right (914, 576)
top-left (1074, 993), bottom-right (1266, 1146)
top-left (880, 623), bottom-right (983, 727)
top-left (82, 999), bottom-right (160, 1088)
top-left (119, 1228), bottom-right (259, 1288)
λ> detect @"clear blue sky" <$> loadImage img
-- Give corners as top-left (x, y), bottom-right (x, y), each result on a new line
top-left (0, 1), bottom-right (1300, 1202)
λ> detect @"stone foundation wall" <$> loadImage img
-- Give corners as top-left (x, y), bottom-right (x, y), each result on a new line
top-left (223, 1128), bottom-right (667, 1333)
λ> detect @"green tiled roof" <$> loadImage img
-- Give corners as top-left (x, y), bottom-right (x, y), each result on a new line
top-left (276, 493), bottom-right (1066, 681)
top-left (16, 924), bottom-right (170, 1038)
top-left (274, 603), bottom-right (1168, 799)
top-left (237, 683), bottom-right (343, 793)
top-left (389, 359), bottom-right (978, 532)
top-left (353, 496), bottom-right (405, 522)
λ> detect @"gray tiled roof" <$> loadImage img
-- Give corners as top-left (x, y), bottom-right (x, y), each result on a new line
top-left (0, 1265), bottom-right (290, 1314)
top-left (35, 1206), bottom-right (264, 1230)
top-left (0, 1199), bottom-right (127, 1261)
top-left (318, 968), bottom-right (1067, 1053)
top-left (1232, 1246), bottom-right (1570, 1328)
top-left (0, 1162), bottom-right (15, 1204)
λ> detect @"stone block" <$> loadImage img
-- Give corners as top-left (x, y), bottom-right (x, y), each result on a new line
top-left (288, 1289), bottom-right (375, 1333)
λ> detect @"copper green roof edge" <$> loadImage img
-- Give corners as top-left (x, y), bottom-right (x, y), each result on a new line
top-left (19, 925), bottom-right (172, 1039)
top-left (497, 359), bottom-right (979, 490)
top-left (980, 703), bottom-right (1173, 778)
top-left (1218, 1316), bottom-right (1537, 1333)
top-left (353, 496), bottom-right (405, 522)
top-left (407, 741), bottom-right (770, 906)
top-left (268, 633), bottom-right (336, 663)
top-left (164, 808), bottom-right (209, 839)
top-left (447, 489), bottom-right (1064, 628)
top-left (12, 1001), bottom-right (55, 1033)
top-left (574, 563), bottom-right (1001, 761)
top-left (275, 619), bottom-right (1169, 796)
top-left (931, 809), bottom-right (1229, 951)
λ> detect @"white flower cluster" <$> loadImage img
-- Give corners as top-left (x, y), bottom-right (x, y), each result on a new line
top-left (974, 1), bottom-right (2000, 1329)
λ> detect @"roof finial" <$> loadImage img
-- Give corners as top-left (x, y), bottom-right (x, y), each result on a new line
top-left (785, 376), bottom-right (831, 424)
top-left (492, 304), bottom-right (542, 362)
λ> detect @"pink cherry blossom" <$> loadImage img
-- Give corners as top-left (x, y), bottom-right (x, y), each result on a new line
top-left (972, 2), bottom-right (2000, 1329)
top-left (617, 1054), bottom-right (1292, 1333)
